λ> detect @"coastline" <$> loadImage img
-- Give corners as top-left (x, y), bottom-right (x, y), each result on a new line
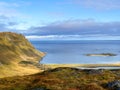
top-left (44, 63), bottom-right (120, 69)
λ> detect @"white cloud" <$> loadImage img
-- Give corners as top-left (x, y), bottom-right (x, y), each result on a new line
top-left (0, 1), bottom-right (31, 19)
top-left (0, 2), bottom-right (20, 18)
top-left (26, 34), bottom-right (120, 40)
top-left (0, 1), bottom-right (32, 32)
top-left (27, 19), bottom-right (120, 36)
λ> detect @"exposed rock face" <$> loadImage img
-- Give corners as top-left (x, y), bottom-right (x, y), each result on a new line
top-left (87, 69), bottom-right (103, 74)
top-left (0, 32), bottom-right (45, 78)
top-left (107, 80), bottom-right (120, 90)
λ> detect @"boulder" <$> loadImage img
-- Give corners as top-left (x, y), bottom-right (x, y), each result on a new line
top-left (107, 80), bottom-right (120, 90)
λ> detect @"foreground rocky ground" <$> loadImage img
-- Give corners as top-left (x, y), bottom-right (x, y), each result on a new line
top-left (0, 67), bottom-right (120, 90)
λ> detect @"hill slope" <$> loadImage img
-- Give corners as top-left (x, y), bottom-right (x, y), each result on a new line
top-left (0, 32), bottom-right (45, 78)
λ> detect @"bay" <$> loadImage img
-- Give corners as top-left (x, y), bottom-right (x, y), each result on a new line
top-left (31, 40), bottom-right (120, 64)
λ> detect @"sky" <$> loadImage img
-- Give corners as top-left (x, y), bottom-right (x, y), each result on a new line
top-left (0, 0), bottom-right (120, 40)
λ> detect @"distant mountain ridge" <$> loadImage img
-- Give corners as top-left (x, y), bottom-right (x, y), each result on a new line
top-left (0, 32), bottom-right (45, 78)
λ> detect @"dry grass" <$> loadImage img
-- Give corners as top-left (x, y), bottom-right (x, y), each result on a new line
top-left (0, 67), bottom-right (120, 90)
top-left (0, 32), bottom-right (45, 78)
top-left (0, 63), bottom-right (43, 78)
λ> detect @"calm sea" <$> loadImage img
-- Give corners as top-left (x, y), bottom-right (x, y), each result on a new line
top-left (30, 40), bottom-right (120, 64)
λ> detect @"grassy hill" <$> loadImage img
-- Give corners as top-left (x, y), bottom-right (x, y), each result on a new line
top-left (0, 32), bottom-right (45, 78)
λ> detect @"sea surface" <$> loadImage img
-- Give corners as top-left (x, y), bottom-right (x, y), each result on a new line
top-left (30, 40), bottom-right (120, 64)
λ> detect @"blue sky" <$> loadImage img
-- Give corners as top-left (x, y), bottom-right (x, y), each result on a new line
top-left (0, 0), bottom-right (120, 40)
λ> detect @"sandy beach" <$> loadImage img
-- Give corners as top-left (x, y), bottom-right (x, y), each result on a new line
top-left (44, 63), bottom-right (120, 69)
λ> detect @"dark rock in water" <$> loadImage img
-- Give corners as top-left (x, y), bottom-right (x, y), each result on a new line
top-left (107, 80), bottom-right (120, 90)
top-left (86, 53), bottom-right (117, 56)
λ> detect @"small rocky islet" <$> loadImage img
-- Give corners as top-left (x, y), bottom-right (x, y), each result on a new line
top-left (86, 53), bottom-right (117, 56)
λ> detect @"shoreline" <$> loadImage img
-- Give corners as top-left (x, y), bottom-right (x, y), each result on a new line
top-left (44, 64), bottom-right (120, 69)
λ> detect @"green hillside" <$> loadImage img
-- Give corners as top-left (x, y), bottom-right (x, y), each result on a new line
top-left (0, 32), bottom-right (45, 78)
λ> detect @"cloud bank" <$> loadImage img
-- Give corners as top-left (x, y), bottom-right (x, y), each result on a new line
top-left (0, 16), bottom-right (120, 40)
top-left (23, 19), bottom-right (120, 40)
top-left (26, 34), bottom-right (120, 40)
top-left (26, 19), bottom-right (120, 36)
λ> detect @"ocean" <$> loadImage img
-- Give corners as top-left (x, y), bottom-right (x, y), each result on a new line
top-left (30, 40), bottom-right (120, 64)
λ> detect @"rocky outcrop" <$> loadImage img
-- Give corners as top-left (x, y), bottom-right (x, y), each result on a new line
top-left (86, 53), bottom-right (117, 56)
top-left (107, 80), bottom-right (120, 90)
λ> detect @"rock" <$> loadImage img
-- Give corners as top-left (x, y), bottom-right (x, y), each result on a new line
top-left (116, 88), bottom-right (120, 90)
top-left (87, 69), bottom-right (103, 74)
top-left (86, 53), bottom-right (117, 56)
top-left (107, 80), bottom-right (120, 90)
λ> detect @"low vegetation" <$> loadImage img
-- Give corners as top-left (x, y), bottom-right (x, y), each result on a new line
top-left (0, 67), bottom-right (120, 90)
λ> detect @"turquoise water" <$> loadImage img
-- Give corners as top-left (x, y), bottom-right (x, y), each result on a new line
top-left (31, 40), bottom-right (120, 64)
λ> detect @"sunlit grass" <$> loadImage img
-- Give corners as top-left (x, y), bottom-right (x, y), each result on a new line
top-left (0, 67), bottom-right (120, 90)
top-left (0, 32), bottom-right (45, 78)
